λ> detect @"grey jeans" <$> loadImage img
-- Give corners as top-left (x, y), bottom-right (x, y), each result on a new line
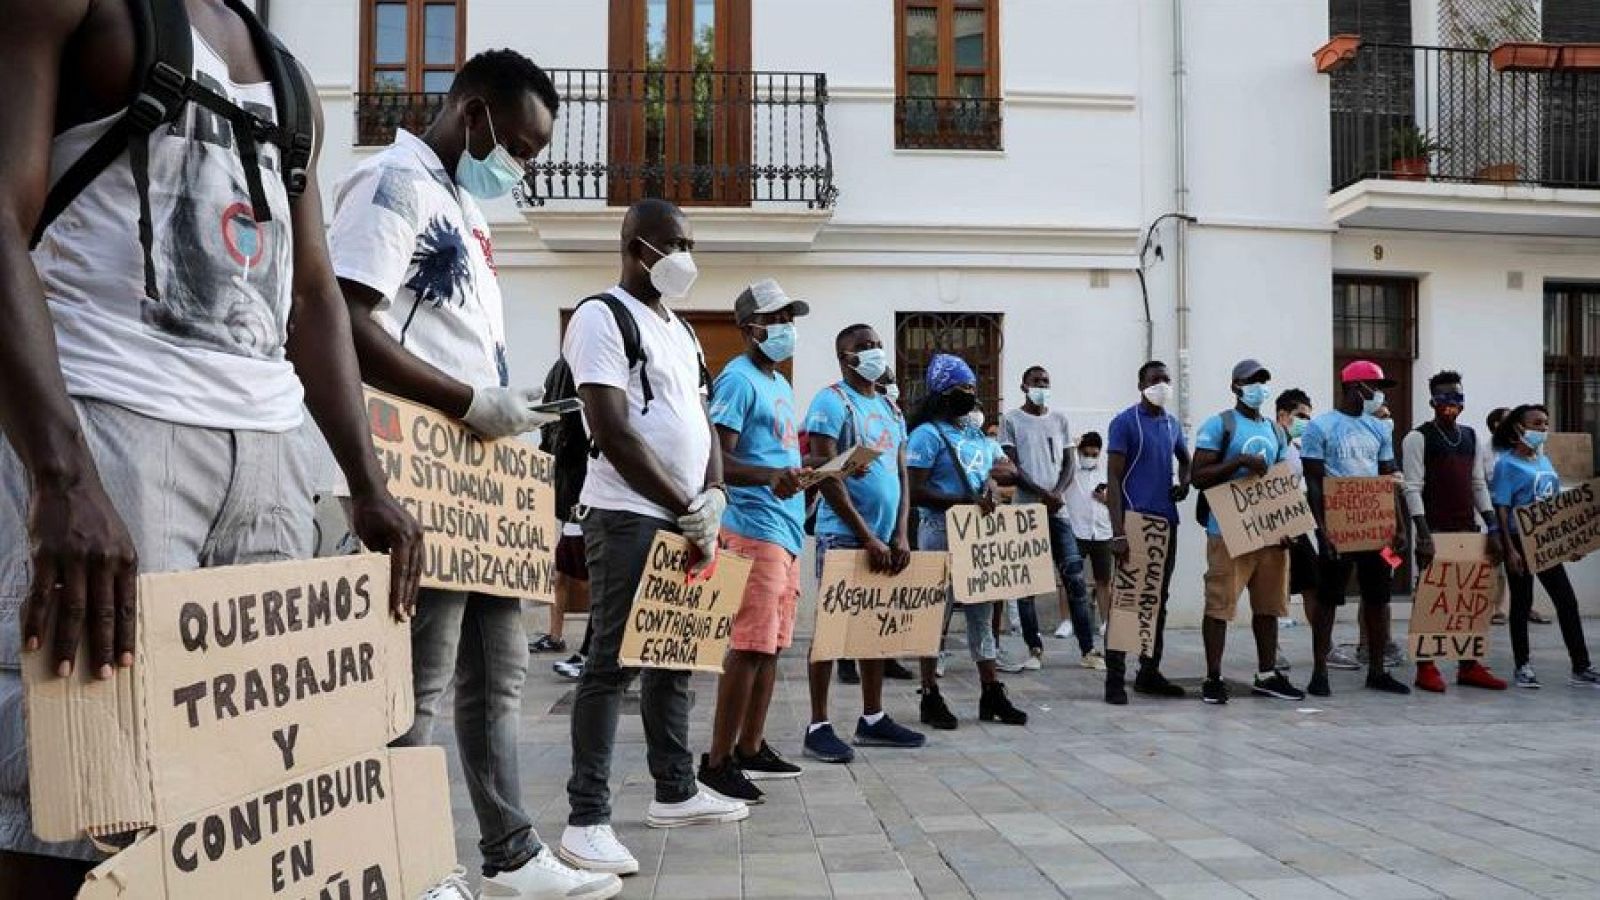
top-left (392, 588), bottom-right (539, 876)
top-left (567, 507), bottom-right (697, 826)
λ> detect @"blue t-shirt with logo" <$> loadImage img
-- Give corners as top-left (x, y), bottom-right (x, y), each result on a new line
top-left (1195, 410), bottom-right (1289, 536)
top-left (1300, 410), bottom-right (1393, 477)
top-left (710, 354), bottom-right (805, 555)
top-left (805, 382), bottom-right (906, 542)
top-left (906, 420), bottom-right (995, 518)
top-left (1107, 404), bottom-right (1188, 523)
top-left (1492, 453), bottom-right (1561, 532)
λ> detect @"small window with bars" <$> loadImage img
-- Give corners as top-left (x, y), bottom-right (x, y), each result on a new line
top-left (895, 312), bottom-right (1005, 421)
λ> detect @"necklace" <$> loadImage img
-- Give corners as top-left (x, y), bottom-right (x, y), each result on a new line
top-left (1431, 420), bottom-right (1463, 448)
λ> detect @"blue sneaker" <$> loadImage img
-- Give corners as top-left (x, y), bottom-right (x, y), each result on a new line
top-left (802, 723), bottom-right (855, 763)
top-left (853, 714), bottom-right (926, 749)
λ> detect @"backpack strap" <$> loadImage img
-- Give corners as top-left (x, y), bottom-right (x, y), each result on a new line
top-left (934, 423), bottom-right (981, 504)
top-left (827, 383), bottom-right (862, 451)
top-left (676, 315), bottom-right (712, 396)
top-left (227, 0), bottom-right (314, 202)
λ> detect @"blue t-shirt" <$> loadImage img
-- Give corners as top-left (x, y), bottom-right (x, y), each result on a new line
top-left (1300, 410), bottom-right (1393, 477)
top-left (805, 382), bottom-right (906, 542)
top-left (709, 354), bottom-right (805, 554)
top-left (1491, 453), bottom-right (1561, 526)
top-left (906, 420), bottom-right (995, 517)
top-left (1195, 410), bottom-right (1289, 537)
top-left (1107, 404), bottom-right (1188, 523)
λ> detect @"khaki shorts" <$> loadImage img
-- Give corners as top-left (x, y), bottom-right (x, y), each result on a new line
top-left (1203, 536), bottom-right (1290, 621)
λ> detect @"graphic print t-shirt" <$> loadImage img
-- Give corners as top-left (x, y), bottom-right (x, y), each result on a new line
top-left (906, 421), bottom-right (996, 518)
top-left (329, 130), bottom-right (507, 390)
top-left (1301, 410), bottom-right (1393, 477)
top-left (1194, 411), bottom-right (1288, 536)
top-left (32, 30), bottom-right (303, 430)
top-left (1492, 453), bottom-right (1561, 532)
top-left (806, 382), bottom-right (906, 542)
top-left (710, 355), bottom-right (805, 555)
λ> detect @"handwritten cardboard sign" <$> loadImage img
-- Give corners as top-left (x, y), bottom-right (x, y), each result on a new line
top-left (78, 748), bottom-right (456, 900)
top-left (366, 388), bottom-right (556, 602)
top-left (1515, 478), bottom-right (1600, 573)
top-left (1205, 462), bottom-right (1316, 557)
top-left (945, 503), bottom-right (1055, 604)
top-left (1323, 476), bottom-right (1397, 553)
top-left (1545, 432), bottom-right (1595, 484)
top-left (1107, 513), bottom-right (1170, 656)
top-left (1407, 534), bottom-right (1498, 661)
top-left (619, 532), bottom-right (752, 673)
top-left (25, 555), bottom-right (412, 843)
top-left (797, 445), bottom-right (882, 491)
top-left (810, 551), bottom-right (949, 661)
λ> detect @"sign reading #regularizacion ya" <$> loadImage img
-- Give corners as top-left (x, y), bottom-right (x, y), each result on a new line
top-left (810, 550), bottom-right (948, 662)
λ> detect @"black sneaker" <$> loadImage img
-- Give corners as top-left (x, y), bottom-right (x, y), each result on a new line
top-left (1365, 671), bottom-right (1412, 695)
top-left (854, 714), bottom-right (926, 748)
top-left (529, 634), bottom-right (567, 653)
top-left (1201, 677), bottom-right (1229, 705)
top-left (920, 686), bottom-right (958, 730)
top-left (1104, 681), bottom-right (1129, 706)
top-left (837, 659), bottom-right (861, 685)
top-left (1133, 670), bottom-right (1187, 698)
top-left (698, 753), bottom-right (763, 804)
top-left (1306, 671), bottom-right (1331, 697)
top-left (733, 742), bottom-right (802, 781)
top-left (1252, 672), bottom-right (1306, 701)
top-left (803, 724), bottom-right (855, 763)
top-left (883, 659), bottom-right (916, 680)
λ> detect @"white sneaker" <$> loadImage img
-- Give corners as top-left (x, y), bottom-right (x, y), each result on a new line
top-left (421, 868), bottom-right (474, 900)
top-left (558, 825), bottom-right (640, 875)
top-left (995, 654), bottom-right (1026, 674)
top-left (484, 847), bottom-right (623, 899)
top-left (646, 789), bottom-right (749, 828)
top-left (935, 651), bottom-right (948, 678)
top-left (1054, 621), bottom-right (1074, 639)
top-left (1022, 649), bottom-right (1042, 671)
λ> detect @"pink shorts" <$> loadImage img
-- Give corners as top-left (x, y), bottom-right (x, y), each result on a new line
top-left (722, 531), bottom-right (800, 654)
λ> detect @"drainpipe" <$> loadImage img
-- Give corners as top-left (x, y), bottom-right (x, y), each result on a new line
top-left (1171, 0), bottom-right (1193, 434)
top-left (257, 0), bottom-right (271, 28)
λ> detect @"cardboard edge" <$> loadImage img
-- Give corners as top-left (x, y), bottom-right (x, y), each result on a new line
top-left (79, 830), bottom-right (166, 900)
top-left (391, 747), bottom-right (459, 896)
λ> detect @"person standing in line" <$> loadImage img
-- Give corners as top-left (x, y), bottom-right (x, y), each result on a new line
top-left (1063, 431), bottom-right (1112, 668)
top-left (558, 199), bottom-right (748, 877)
top-left (1000, 366), bottom-right (1100, 670)
top-left (1276, 389), bottom-right (1359, 673)
top-left (1401, 371), bottom-right (1508, 693)
top-left (801, 324), bottom-right (927, 764)
top-left (1103, 361), bottom-right (1191, 705)
top-left (1190, 360), bottom-right (1304, 705)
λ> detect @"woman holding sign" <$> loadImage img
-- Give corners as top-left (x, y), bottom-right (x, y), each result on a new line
top-left (1491, 405), bottom-right (1600, 688)
top-left (906, 355), bottom-right (1028, 728)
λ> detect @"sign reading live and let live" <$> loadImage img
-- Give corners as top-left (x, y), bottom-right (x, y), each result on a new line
top-left (1516, 478), bottom-right (1600, 574)
top-left (945, 503), bottom-right (1055, 604)
top-left (1204, 462), bottom-right (1316, 558)
top-left (365, 388), bottom-right (556, 603)
top-left (1107, 513), bottom-right (1170, 657)
top-left (620, 531), bottom-right (752, 674)
top-left (810, 550), bottom-right (949, 662)
top-left (25, 555), bottom-right (413, 844)
top-left (1407, 534), bottom-right (1498, 662)
top-left (1322, 476), bottom-right (1398, 553)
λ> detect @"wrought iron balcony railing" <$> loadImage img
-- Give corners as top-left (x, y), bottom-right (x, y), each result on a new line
top-left (1330, 43), bottom-right (1600, 191)
top-left (354, 91), bottom-right (445, 148)
top-left (894, 96), bottom-right (1003, 151)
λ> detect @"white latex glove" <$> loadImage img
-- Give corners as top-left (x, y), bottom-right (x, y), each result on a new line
top-left (677, 487), bottom-right (727, 547)
top-left (462, 386), bottom-right (558, 439)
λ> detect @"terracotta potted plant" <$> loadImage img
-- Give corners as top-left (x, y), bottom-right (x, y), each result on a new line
top-left (1557, 44), bottom-right (1600, 71)
top-left (1490, 41), bottom-right (1561, 71)
top-left (1314, 34), bottom-right (1362, 73)
top-left (1388, 126), bottom-right (1447, 181)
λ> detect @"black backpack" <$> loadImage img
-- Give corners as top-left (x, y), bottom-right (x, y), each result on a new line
top-left (539, 293), bottom-right (710, 521)
top-left (29, 0), bottom-right (314, 303)
top-left (1193, 409), bottom-right (1290, 529)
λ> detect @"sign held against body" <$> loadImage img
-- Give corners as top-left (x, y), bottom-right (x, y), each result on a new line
top-left (366, 388), bottom-right (556, 602)
top-left (1204, 462), bottom-right (1315, 557)
top-left (619, 531), bottom-right (752, 673)
top-left (1407, 533), bottom-right (1498, 661)
top-left (1106, 513), bottom-right (1170, 656)
top-left (1515, 478), bottom-right (1600, 574)
top-left (810, 551), bottom-right (949, 661)
top-left (945, 503), bottom-right (1054, 604)
top-left (1322, 476), bottom-right (1397, 553)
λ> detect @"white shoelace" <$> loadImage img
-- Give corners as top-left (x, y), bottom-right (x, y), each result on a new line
top-left (421, 868), bottom-right (474, 899)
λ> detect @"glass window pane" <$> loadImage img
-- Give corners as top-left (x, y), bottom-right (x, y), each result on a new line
top-left (647, 0), bottom-right (667, 70)
top-left (375, 2), bottom-right (407, 66)
top-left (423, 70), bottom-right (454, 93)
top-left (954, 9), bottom-right (986, 68)
top-left (1583, 293), bottom-right (1600, 357)
top-left (694, 0), bottom-right (716, 70)
top-left (424, 4), bottom-right (456, 66)
top-left (1546, 292), bottom-right (1568, 357)
top-left (372, 69), bottom-right (407, 91)
top-left (907, 73), bottom-right (937, 98)
top-left (956, 75), bottom-right (985, 98)
top-left (905, 8), bottom-right (938, 68)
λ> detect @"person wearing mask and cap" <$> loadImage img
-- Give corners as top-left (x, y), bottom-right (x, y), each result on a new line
top-left (906, 354), bottom-right (1027, 728)
top-left (1103, 361), bottom-right (1192, 705)
top-left (1190, 360), bottom-right (1304, 705)
top-left (697, 279), bottom-right (813, 804)
top-left (1300, 360), bottom-right (1410, 697)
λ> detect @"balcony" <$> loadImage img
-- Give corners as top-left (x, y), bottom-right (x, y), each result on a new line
top-left (894, 96), bottom-right (1003, 151)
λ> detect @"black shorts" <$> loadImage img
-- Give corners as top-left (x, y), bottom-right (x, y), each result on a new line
top-left (1289, 536), bottom-right (1319, 596)
top-left (1080, 538), bottom-right (1114, 584)
top-left (555, 532), bottom-right (590, 581)
top-left (1316, 549), bottom-right (1392, 607)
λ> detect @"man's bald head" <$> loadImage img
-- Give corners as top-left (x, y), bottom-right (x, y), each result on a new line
top-left (621, 198), bottom-right (690, 250)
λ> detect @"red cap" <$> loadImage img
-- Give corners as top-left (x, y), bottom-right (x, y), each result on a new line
top-left (1340, 360), bottom-right (1398, 388)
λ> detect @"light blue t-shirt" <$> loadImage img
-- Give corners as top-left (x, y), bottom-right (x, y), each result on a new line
top-left (1300, 410), bottom-right (1393, 477)
top-left (1195, 410), bottom-right (1289, 536)
top-left (906, 420), bottom-right (996, 517)
top-left (710, 354), bottom-right (805, 555)
top-left (805, 382), bottom-right (906, 542)
top-left (1491, 453), bottom-right (1561, 528)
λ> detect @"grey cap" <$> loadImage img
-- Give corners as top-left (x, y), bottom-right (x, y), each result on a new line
top-left (1231, 358), bottom-right (1271, 383)
top-left (734, 278), bottom-right (811, 324)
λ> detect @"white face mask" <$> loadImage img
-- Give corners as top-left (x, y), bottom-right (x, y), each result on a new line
top-left (965, 410), bottom-right (985, 431)
top-left (639, 239), bottom-right (698, 300)
top-left (883, 384), bottom-right (900, 404)
top-left (1080, 453), bottom-right (1101, 470)
top-left (1142, 382), bottom-right (1174, 408)
top-left (1027, 387), bottom-right (1051, 407)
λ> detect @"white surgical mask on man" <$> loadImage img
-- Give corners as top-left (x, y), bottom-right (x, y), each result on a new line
top-left (639, 239), bottom-right (698, 299)
top-left (1080, 453), bottom-right (1101, 471)
top-left (1142, 382), bottom-right (1174, 408)
top-left (1027, 387), bottom-right (1050, 407)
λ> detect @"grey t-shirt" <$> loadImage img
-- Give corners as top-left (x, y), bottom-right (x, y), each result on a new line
top-left (999, 407), bottom-right (1073, 516)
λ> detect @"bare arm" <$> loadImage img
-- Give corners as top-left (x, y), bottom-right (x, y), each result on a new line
top-left (1002, 444), bottom-right (1053, 498)
top-left (341, 278), bottom-right (473, 417)
top-left (1052, 445), bottom-right (1076, 495)
top-left (1378, 458), bottom-right (1406, 553)
top-left (1174, 441), bottom-right (1192, 493)
top-left (717, 425), bottom-right (801, 497)
top-left (909, 466), bottom-right (966, 513)
top-left (581, 383), bottom-right (695, 517)
top-left (703, 403), bottom-right (723, 490)
top-left (809, 433), bottom-right (876, 545)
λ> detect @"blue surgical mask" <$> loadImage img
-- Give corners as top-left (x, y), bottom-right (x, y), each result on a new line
top-left (1288, 416), bottom-right (1309, 439)
top-left (1240, 383), bottom-right (1271, 410)
top-left (1362, 389), bottom-right (1386, 417)
top-left (851, 347), bottom-right (888, 382)
top-left (1523, 428), bottom-right (1549, 452)
top-left (1027, 387), bottom-right (1051, 407)
top-left (757, 323), bottom-right (796, 363)
top-left (455, 109), bottom-right (526, 200)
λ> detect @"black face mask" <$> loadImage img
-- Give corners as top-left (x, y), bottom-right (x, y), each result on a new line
top-left (946, 391), bottom-right (978, 417)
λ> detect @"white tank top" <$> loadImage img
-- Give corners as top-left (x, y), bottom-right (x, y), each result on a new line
top-left (32, 30), bottom-right (303, 432)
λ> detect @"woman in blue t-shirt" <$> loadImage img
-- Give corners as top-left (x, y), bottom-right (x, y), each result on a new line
top-left (1492, 404), bottom-right (1600, 688)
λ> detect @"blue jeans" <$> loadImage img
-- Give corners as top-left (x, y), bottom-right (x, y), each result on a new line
top-left (919, 515), bottom-right (998, 662)
top-left (1049, 516), bottom-right (1097, 655)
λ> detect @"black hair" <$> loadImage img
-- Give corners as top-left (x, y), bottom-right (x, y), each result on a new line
top-left (1493, 404), bottom-right (1547, 451)
top-left (1428, 370), bottom-right (1464, 392)
top-left (1138, 360), bottom-right (1167, 383)
top-left (1022, 365), bottom-right (1048, 383)
top-left (836, 323), bottom-right (875, 350)
top-left (621, 197), bottom-right (686, 249)
top-left (1079, 431), bottom-right (1104, 450)
top-left (451, 49), bottom-right (561, 117)
top-left (1275, 387), bottom-right (1312, 415)
top-left (1486, 406), bottom-right (1509, 433)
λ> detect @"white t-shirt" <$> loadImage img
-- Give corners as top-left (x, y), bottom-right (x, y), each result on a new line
top-left (563, 287), bottom-right (711, 521)
top-left (1065, 463), bottom-right (1113, 541)
top-left (328, 130), bottom-right (507, 389)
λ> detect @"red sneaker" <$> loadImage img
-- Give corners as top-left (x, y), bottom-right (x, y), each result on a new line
top-left (1415, 662), bottom-right (1447, 693)
top-left (1457, 662), bottom-right (1508, 690)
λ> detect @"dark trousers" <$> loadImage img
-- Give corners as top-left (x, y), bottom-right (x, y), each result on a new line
top-left (1106, 532), bottom-right (1178, 684)
top-left (1508, 563), bottom-right (1591, 672)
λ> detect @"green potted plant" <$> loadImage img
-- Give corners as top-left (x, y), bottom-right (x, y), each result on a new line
top-left (1388, 126), bottom-right (1448, 181)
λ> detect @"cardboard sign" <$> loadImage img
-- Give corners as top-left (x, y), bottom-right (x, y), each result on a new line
top-left (78, 748), bottom-right (456, 900)
top-left (1546, 432), bottom-right (1595, 484)
top-left (366, 388), bottom-right (556, 602)
top-left (1322, 476), bottom-right (1397, 553)
top-left (797, 445), bottom-right (882, 490)
top-left (1515, 478), bottom-right (1600, 573)
top-left (619, 532), bottom-right (752, 673)
top-left (1408, 534), bottom-right (1498, 661)
top-left (26, 555), bottom-right (411, 843)
top-left (945, 503), bottom-right (1055, 604)
top-left (1204, 462), bottom-right (1316, 557)
top-left (810, 551), bottom-right (949, 662)
top-left (1106, 513), bottom-right (1170, 656)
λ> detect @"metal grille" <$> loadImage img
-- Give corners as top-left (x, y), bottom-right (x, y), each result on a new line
top-left (354, 91), bottom-right (446, 146)
top-left (894, 312), bottom-right (1004, 421)
top-left (895, 97), bottom-right (1003, 150)
top-left (1333, 276), bottom-right (1418, 358)
top-left (1544, 284), bottom-right (1600, 466)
